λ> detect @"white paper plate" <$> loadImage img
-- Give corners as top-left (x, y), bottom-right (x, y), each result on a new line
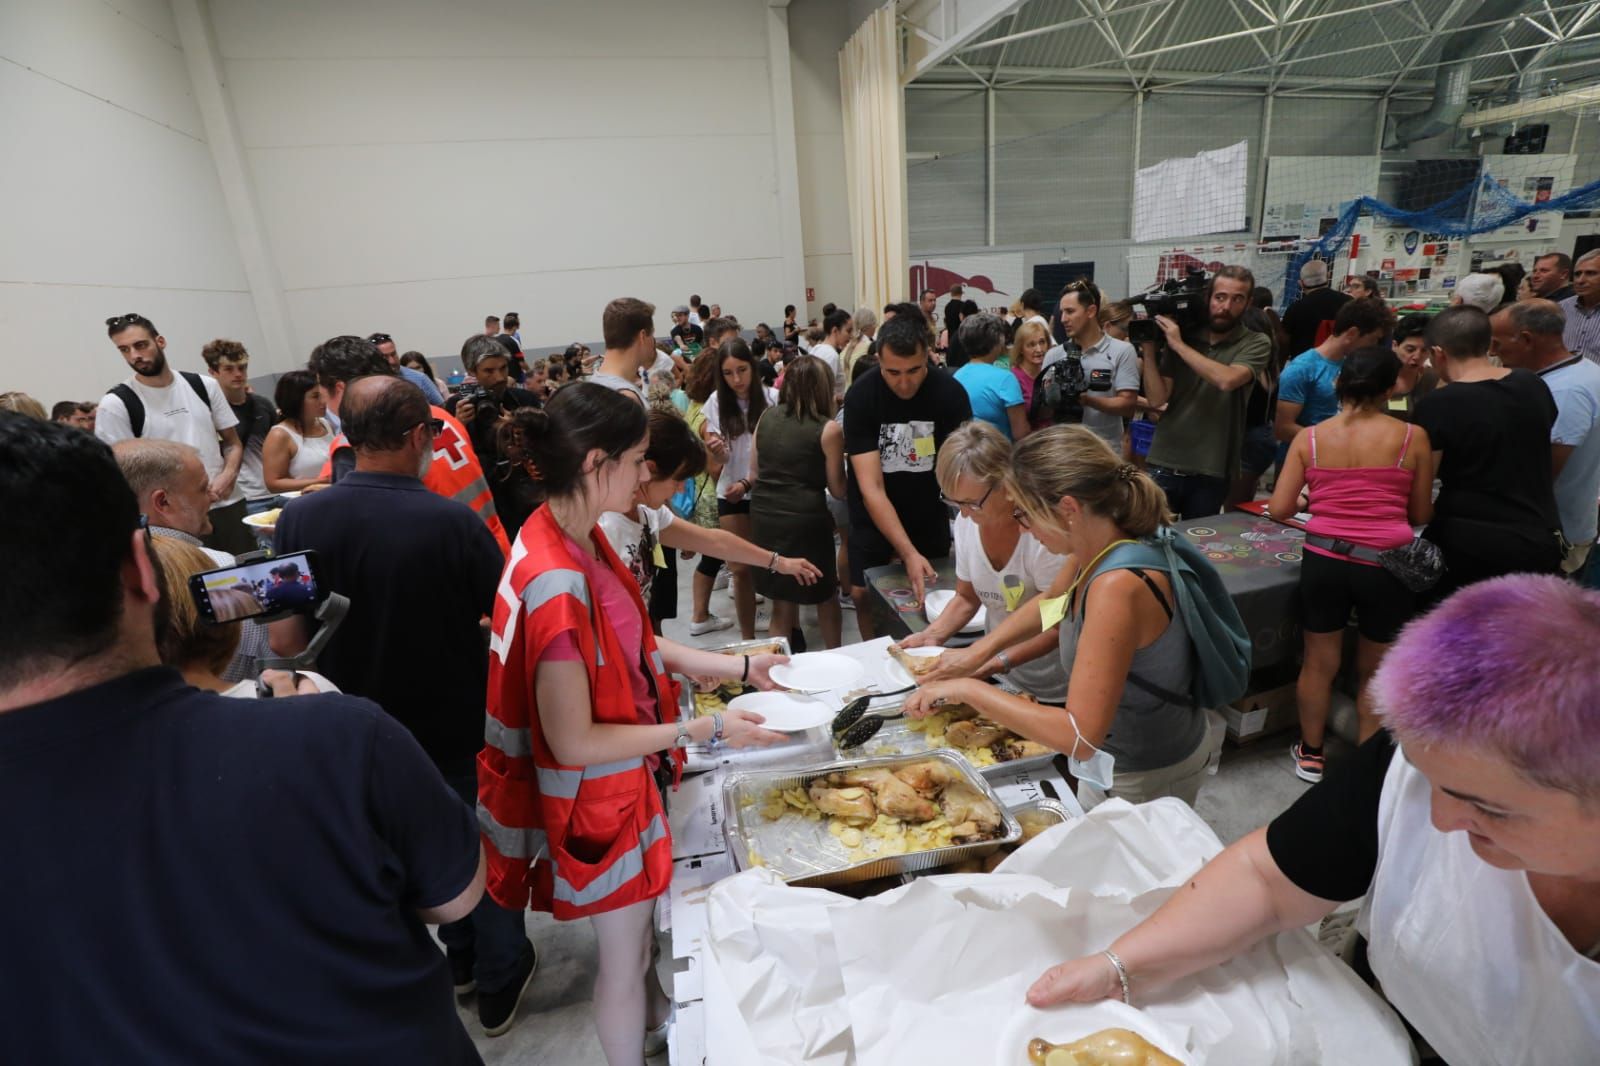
top-left (885, 645), bottom-right (944, 688)
top-left (726, 690), bottom-right (833, 732)
top-left (924, 589), bottom-right (986, 633)
top-left (769, 652), bottom-right (862, 693)
top-left (993, 1001), bottom-right (1194, 1066)
top-left (242, 510), bottom-right (282, 530)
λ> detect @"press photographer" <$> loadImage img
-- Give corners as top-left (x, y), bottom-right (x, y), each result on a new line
top-left (1137, 265), bottom-right (1272, 519)
top-left (444, 334), bottom-right (542, 534)
top-left (1035, 279), bottom-right (1140, 448)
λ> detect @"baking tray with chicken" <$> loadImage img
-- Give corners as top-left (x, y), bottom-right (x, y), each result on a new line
top-left (680, 637), bottom-right (791, 719)
top-left (841, 700), bottom-right (1061, 780)
top-left (931, 797), bottom-right (1073, 876)
top-left (721, 751), bottom-right (1022, 888)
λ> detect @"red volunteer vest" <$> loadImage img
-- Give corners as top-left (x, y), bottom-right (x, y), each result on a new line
top-left (477, 504), bottom-right (684, 919)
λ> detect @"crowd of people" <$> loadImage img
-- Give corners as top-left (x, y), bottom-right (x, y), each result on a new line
top-left (3, 252), bottom-right (1599, 1064)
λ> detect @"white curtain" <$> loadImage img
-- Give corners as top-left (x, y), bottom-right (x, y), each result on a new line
top-left (839, 5), bottom-right (908, 315)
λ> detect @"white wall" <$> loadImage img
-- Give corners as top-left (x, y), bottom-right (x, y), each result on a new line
top-left (2, 0), bottom-right (857, 403)
top-left (210, 0), bottom-right (850, 361)
top-left (0, 0), bottom-right (259, 407)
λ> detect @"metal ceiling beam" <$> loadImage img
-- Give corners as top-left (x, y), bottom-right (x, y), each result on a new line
top-left (952, 0), bottom-right (1181, 53)
top-left (900, 0), bottom-right (1031, 83)
top-left (1075, 0), bottom-right (1145, 90)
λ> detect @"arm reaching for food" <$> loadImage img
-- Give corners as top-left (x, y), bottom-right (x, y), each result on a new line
top-left (917, 559), bottom-right (1078, 684)
top-left (1026, 828), bottom-right (1342, 1008)
top-left (898, 580), bottom-right (981, 648)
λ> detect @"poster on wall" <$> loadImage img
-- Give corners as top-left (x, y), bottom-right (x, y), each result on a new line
top-left (1476, 153), bottom-right (1578, 241)
top-left (909, 253), bottom-right (1026, 318)
top-left (1124, 243), bottom-right (1262, 296)
top-left (1260, 156), bottom-right (1381, 242)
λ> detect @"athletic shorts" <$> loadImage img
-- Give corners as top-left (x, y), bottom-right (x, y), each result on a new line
top-left (1299, 548), bottom-right (1415, 644)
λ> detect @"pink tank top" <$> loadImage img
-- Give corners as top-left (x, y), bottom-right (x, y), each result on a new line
top-left (1304, 424), bottom-right (1416, 564)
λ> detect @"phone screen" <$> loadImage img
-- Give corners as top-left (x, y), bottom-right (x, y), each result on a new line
top-left (188, 550), bottom-right (322, 625)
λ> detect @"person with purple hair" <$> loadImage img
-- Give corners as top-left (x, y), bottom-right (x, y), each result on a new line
top-left (1025, 574), bottom-right (1600, 1064)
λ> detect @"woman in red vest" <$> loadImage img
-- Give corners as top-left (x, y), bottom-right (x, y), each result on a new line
top-left (478, 383), bottom-right (784, 1064)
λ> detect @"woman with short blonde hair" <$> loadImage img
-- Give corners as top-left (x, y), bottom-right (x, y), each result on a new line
top-left (1010, 319), bottom-right (1054, 429)
top-left (911, 425), bottom-right (1244, 807)
top-left (902, 422), bottom-right (1068, 700)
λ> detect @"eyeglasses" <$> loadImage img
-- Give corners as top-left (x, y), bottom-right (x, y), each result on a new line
top-left (940, 482), bottom-right (997, 512)
top-left (413, 418), bottom-right (445, 437)
top-left (1011, 507), bottom-right (1032, 529)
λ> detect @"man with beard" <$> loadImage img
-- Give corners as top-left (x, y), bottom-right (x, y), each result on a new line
top-left (97, 313), bottom-right (250, 553)
top-left (270, 375), bottom-right (537, 1036)
top-left (1140, 265), bottom-right (1273, 518)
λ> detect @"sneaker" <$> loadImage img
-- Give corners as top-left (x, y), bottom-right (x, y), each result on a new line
top-left (689, 614), bottom-right (734, 636)
top-left (448, 948), bottom-right (476, 997)
top-left (838, 591), bottom-right (856, 610)
top-left (479, 945), bottom-right (538, 1038)
top-left (713, 567), bottom-right (731, 591)
top-left (643, 1014), bottom-right (673, 1057)
top-left (1291, 741), bottom-right (1325, 783)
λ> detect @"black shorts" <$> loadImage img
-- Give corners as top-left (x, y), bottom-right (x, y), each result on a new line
top-left (846, 526), bottom-right (949, 588)
top-left (717, 497), bottom-right (751, 517)
top-left (1299, 548), bottom-right (1416, 644)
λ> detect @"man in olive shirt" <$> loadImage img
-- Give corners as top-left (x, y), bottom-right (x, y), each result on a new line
top-left (1141, 265), bottom-right (1272, 519)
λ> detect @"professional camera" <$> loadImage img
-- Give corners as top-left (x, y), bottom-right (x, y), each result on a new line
top-left (1126, 268), bottom-right (1210, 345)
top-left (456, 380), bottom-right (494, 410)
top-left (1033, 347), bottom-right (1114, 425)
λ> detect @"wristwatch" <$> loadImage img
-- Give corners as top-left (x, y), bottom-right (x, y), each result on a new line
top-left (673, 721), bottom-right (692, 749)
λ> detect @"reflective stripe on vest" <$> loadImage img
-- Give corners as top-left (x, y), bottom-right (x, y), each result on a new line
top-left (551, 812), bottom-right (668, 908)
top-left (535, 757), bottom-right (645, 800)
top-left (517, 569), bottom-right (604, 666)
top-left (478, 802), bottom-right (548, 861)
top-left (484, 716), bottom-right (530, 758)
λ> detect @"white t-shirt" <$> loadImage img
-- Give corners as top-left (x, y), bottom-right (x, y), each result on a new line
top-left (952, 514), bottom-right (1069, 702)
top-left (649, 351), bottom-right (676, 379)
top-left (810, 341), bottom-right (842, 382)
top-left (96, 374), bottom-right (243, 505)
top-left (703, 387), bottom-right (780, 498)
top-left (598, 504), bottom-right (675, 596)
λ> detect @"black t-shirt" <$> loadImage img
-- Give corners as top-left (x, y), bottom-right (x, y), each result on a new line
top-left (1281, 287), bottom-right (1350, 358)
top-left (672, 323), bottom-right (704, 346)
top-left (1267, 732), bottom-right (1395, 901)
top-left (843, 365), bottom-right (972, 557)
top-left (1413, 369), bottom-right (1561, 537)
top-left (0, 668), bottom-right (481, 1064)
top-left (274, 472), bottom-right (503, 768)
top-left (229, 392), bottom-right (276, 449)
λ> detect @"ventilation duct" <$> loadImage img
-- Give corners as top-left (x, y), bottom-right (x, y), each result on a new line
top-left (1385, 0), bottom-right (1523, 149)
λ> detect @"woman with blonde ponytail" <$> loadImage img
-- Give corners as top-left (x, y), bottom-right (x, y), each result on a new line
top-left (907, 425), bottom-right (1248, 807)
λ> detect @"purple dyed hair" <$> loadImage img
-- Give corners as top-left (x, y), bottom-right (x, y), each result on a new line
top-left (1373, 575), bottom-right (1600, 800)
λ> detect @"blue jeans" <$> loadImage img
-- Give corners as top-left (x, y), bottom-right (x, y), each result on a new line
top-left (1149, 466), bottom-right (1229, 521)
top-left (439, 767), bottom-right (533, 995)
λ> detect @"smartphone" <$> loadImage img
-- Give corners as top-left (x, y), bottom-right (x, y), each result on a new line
top-left (189, 550), bottom-right (323, 625)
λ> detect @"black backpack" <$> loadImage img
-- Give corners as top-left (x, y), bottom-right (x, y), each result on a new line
top-left (108, 371), bottom-right (209, 437)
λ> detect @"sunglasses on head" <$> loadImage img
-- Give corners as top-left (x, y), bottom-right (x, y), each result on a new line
top-left (106, 313), bottom-right (152, 330)
top-left (368, 333), bottom-right (392, 345)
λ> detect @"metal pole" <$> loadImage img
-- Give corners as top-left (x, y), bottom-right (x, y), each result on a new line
top-left (1375, 94), bottom-right (1390, 153)
top-left (1129, 90), bottom-right (1145, 240)
top-left (986, 86), bottom-right (997, 246)
top-left (1253, 91), bottom-right (1274, 237)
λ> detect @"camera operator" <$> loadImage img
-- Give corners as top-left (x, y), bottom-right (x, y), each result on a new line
top-left (1140, 265), bottom-right (1272, 519)
top-left (1038, 279), bottom-right (1140, 451)
top-left (444, 335), bottom-right (542, 535)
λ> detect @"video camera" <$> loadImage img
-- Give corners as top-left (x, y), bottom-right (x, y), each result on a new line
top-left (1033, 348), bottom-right (1114, 425)
top-left (1127, 268), bottom-right (1211, 345)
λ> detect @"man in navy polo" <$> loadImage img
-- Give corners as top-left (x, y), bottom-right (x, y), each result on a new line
top-left (270, 376), bottom-right (537, 1037)
top-left (0, 412), bottom-right (485, 1063)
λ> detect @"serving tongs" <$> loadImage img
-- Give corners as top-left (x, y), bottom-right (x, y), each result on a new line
top-left (831, 686), bottom-right (916, 749)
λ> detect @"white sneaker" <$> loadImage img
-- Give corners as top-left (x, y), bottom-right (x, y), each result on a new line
top-left (643, 1014), bottom-right (672, 1057)
top-left (689, 614), bottom-right (734, 636)
top-left (713, 568), bottom-right (731, 591)
top-left (838, 591), bottom-right (856, 610)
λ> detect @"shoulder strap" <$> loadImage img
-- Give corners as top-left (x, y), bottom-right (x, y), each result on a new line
top-left (109, 384), bottom-right (144, 437)
top-left (1309, 425), bottom-right (1319, 467)
top-left (1397, 423), bottom-right (1413, 468)
top-left (1124, 567), bottom-right (1174, 619)
top-left (180, 371), bottom-right (209, 406)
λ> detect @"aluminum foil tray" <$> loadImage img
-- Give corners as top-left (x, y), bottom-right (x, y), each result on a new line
top-left (720, 750), bottom-right (1022, 888)
top-left (676, 637), bottom-right (836, 774)
top-left (841, 712), bottom-right (1059, 780)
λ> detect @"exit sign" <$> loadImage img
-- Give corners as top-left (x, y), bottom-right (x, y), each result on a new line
top-left (806, 287), bottom-right (815, 302)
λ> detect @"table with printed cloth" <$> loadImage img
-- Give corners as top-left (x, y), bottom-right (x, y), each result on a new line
top-left (865, 510), bottom-right (1304, 670)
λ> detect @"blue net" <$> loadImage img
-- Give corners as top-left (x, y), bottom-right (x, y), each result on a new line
top-left (1281, 168), bottom-right (1600, 308)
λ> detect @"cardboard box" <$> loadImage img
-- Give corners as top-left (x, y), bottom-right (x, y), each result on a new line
top-left (1224, 682), bottom-right (1298, 743)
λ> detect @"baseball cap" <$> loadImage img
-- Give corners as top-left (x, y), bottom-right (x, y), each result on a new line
top-left (673, 304), bottom-right (690, 315)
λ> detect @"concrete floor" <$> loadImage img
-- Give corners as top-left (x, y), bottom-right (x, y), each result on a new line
top-left (463, 556), bottom-right (1326, 1062)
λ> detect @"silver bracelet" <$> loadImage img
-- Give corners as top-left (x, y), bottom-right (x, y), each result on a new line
top-left (766, 550), bottom-right (779, 572)
top-left (996, 649), bottom-right (1013, 671)
top-left (1102, 949), bottom-right (1131, 1005)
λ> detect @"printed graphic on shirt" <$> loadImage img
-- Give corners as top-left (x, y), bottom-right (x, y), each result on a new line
top-left (614, 522), bottom-right (658, 598)
top-left (877, 420), bottom-right (937, 474)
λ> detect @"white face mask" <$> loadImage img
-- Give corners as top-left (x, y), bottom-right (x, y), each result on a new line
top-left (1066, 711), bottom-right (1115, 792)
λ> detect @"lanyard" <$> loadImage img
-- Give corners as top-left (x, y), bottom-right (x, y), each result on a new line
top-left (1065, 538), bottom-right (1138, 616)
top-left (1039, 537), bottom-right (1137, 631)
